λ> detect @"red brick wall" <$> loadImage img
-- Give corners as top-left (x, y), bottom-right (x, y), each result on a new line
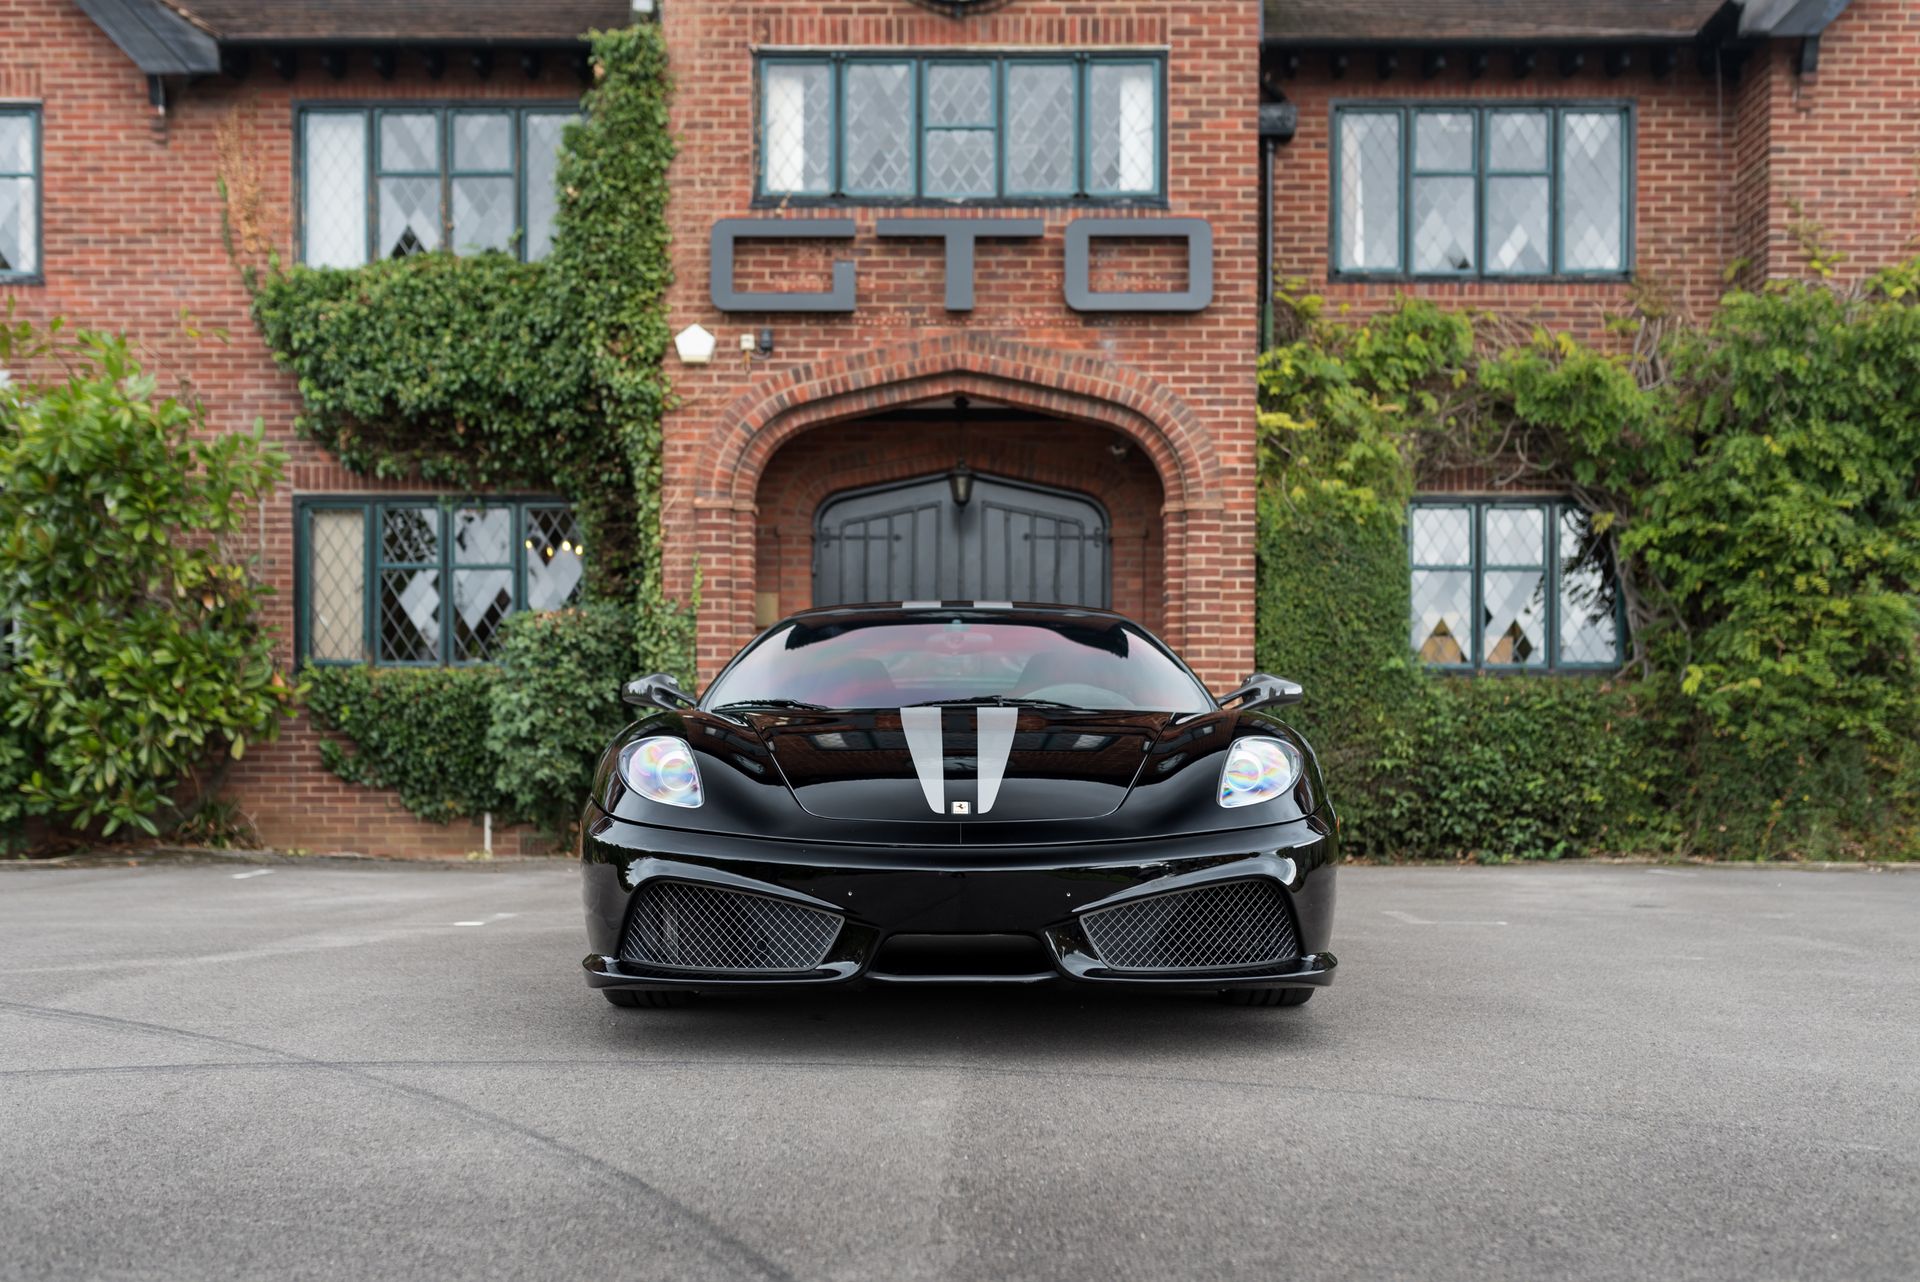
top-left (0, 0), bottom-right (578, 854)
top-left (655, 0), bottom-right (1263, 692)
top-left (753, 414), bottom-right (1166, 629)
top-left (1736, 0), bottom-right (1920, 283)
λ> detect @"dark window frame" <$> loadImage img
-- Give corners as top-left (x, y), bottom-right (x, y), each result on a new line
top-left (1408, 496), bottom-right (1626, 674)
top-left (293, 101), bottom-right (580, 267)
top-left (753, 51), bottom-right (1169, 207)
top-left (0, 104), bottom-right (42, 285)
top-left (1329, 101), bottom-right (1635, 283)
top-left (294, 495), bottom-right (583, 668)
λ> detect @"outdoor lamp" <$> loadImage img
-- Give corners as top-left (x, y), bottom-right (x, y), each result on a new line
top-left (948, 461), bottom-right (975, 508)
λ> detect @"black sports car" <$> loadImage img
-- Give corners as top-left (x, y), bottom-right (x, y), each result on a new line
top-left (580, 603), bottom-right (1336, 1008)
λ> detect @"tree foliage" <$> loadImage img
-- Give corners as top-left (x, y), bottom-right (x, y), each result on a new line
top-left (0, 319), bottom-right (297, 836)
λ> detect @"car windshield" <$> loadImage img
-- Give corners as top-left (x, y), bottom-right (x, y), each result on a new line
top-left (703, 614), bottom-right (1215, 713)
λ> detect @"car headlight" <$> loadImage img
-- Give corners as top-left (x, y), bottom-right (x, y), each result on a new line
top-left (620, 736), bottom-right (703, 808)
top-left (1218, 736), bottom-right (1303, 809)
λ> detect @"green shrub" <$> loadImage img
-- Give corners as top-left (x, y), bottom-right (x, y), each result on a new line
top-left (0, 322), bottom-right (297, 837)
top-left (305, 666), bottom-right (504, 821)
top-left (1255, 268), bottom-right (1920, 860)
top-left (486, 603), bottom-right (641, 833)
top-left (1362, 678), bottom-right (1664, 861)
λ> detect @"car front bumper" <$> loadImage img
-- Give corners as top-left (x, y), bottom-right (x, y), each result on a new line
top-left (580, 807), bottom-right (1338, 993)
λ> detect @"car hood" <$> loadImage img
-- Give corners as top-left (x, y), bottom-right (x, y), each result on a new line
top-left (749, 707), bottom-right (1171, 823)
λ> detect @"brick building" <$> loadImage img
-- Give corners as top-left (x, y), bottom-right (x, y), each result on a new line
top-left (0, 0), bottom-right (1913, 853)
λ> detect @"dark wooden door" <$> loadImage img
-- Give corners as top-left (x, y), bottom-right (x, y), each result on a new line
top-left (813, 473), bottom-right (1109, 607)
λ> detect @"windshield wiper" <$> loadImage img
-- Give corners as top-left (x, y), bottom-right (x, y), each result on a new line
top-left (710, 698), bottom-right (831, 712)
top-left (901, 695), bottom-right (1082, 710)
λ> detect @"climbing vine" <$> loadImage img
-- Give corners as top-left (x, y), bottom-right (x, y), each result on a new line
top-left (237, 25), bottom-right (689, 828)
top-left (1258, 263), bottom-right (1920, 860)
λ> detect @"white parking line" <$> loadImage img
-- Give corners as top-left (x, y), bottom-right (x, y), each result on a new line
top-left (230, 870), bottom-right (275, 881)
top-left (1382, 909), bottom-right (1509, 927)
top-left (453, 912), bottom-right (519, 927)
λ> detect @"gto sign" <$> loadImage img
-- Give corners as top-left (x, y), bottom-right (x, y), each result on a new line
top-left (709, 216), bottom-right (1214, 314)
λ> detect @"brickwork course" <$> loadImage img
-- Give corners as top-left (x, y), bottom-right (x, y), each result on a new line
top-left (1, 0), bottom-right (1914, 854)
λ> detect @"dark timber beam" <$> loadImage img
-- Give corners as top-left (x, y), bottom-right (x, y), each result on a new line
top-left (371, 49), bottom-right (395, 80)
top-left (1421, 50), bottom-right (1446, 79)
top-left (1511, 49), bottom-right (1536, 79)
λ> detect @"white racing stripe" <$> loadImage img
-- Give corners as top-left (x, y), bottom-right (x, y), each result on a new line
top-left (900, 706), bottom-right (947, 814)
top-left (974, 707), bottom-right (1017, 814)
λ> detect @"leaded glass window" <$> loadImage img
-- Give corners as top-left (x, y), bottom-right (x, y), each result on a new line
top-left (757, 54), bottom-right (1163, 202)
top-left (1334, 104), bottom-right (1632, 278)
top-left (298, 499), bottom-right (584, 666)
top-left (0, 108), bottom-right (40, 280)
top-left (298, 106), bottom-right (577, 267)
top-left (1409, 498), bottom-right (1622, 672)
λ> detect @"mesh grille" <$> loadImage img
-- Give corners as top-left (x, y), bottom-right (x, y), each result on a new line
top-left (621, 882), bottom-right (841, 973)
top-left (1081, 879), bottom-right (1298, 973)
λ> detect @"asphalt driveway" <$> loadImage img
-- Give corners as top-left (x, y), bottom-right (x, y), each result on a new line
top-left (1, 859), bottom-right (1915, 1282)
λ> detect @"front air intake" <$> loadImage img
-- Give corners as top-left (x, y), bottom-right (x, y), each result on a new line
top-left (621, 881), bottom-right (841, 973)
top-left (1080, 878), bottom-right (1298, 972)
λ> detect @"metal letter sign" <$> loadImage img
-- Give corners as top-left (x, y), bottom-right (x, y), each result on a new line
top-left (874, 217), bottom-right (1044, 311)
top-left (709, 216), bottom-right (1213, 314)
top-left (710, 218), bottom-right (859, 312)
top-left (1062, 218), bottom-right (1213, 313)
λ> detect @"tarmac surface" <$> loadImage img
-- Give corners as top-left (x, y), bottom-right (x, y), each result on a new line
top-left (1, 859), bottom-right (1915, 1281)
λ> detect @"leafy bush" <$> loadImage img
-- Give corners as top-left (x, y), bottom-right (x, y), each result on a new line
top-left (1362, 678), bottom-right (1664, 861)
top-left (0, 322), bottom-right (297, 837)
top-left (305, 666), bottom-right (505, 821)
top-left (1255, 267), bottom-right (1920, 860)
top-left (486, 604), bottom-right (640, 833)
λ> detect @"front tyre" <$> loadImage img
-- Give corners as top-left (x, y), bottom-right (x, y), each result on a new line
top-left (603, 989), bottom-right (693, 1009)
top-left (1222, 987), bottom-right (1312, 1007)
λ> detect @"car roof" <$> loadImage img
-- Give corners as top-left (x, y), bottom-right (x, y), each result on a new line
top-left (776, 601), bottom-right (1137, 627)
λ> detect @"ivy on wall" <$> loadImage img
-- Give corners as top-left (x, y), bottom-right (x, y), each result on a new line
top-left (1258, 264), bottom-right (1920, 860)
top-left (239, 26), bottom-right (689, 830)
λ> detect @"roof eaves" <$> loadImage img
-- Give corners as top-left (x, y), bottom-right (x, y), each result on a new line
top-left (75, 0), bottom-right (221, 75)
top-left (1737, 0), bottom-right (1854, 37)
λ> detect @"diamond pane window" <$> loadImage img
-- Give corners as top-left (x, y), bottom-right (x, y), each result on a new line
top-left (302, 112), bottom-right (366, 269)
top-left (0, 109), bottom-right (37, 279)
top-left (1336, 112), bottom-right (1402, 272)
top-left (525, 506), bottom-right (585, 611)
top-left (842, 62), bottom-right (914, 196)
top-left (1334, 105), bottom-right (1631, 278)
top-left (300, 107), bottom-right (578, 267)
top-left (1410, 498), bottom-right (1623, 672)
top-left (306, 508), bottom-right (367, 662)
top-left (755, 55), bottom-right (1163, 202)
top-left (380, 113), bottom-right (439, 173)
top-left (1087, 62), bottom-right (1158, 195)
top-left (1557, 509), bottom-right (1620, 665)
top-left (301, 499), bottom-right (586, 666)
top-left (523, 113), bottom-right (575, 261)
top-left (1562, 111), bottom-right (1626, 271)
top-left (762, 61), bottom-right (833, 195)
top-left (1005, 62), bottom-right (1076, 195)
top-left (923, 63), bottom-right (996, 198)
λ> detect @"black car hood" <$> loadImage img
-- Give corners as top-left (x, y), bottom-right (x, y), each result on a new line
top-left (751, 708), bottom-right (1168, 823)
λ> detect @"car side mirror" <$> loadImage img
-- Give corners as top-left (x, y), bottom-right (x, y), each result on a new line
top-left (622, 673), bottom-right (695, 711)
top-left (1221, 672), bottom-right (1304, 711)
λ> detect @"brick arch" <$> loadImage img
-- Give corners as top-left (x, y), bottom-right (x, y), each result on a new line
top-left (687, 335), bottom-right (1228, 676)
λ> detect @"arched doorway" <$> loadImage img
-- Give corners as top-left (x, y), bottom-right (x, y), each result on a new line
top-left (813, 471), bottom-right (1110, 608)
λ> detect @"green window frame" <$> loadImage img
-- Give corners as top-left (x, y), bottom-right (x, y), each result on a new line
top-left (755, 53), bottom-right (1166, 203)
top-left (1409, 498), bottom-right (1624, 673)
top-left (297, 104), bottom-right (579, 268)
top-left (0, 105), bottom-right (41, 282)
top-left (295, 497), bottom-right (585, 667)
top-left (1332, 103), bottom-right (1633, 280)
